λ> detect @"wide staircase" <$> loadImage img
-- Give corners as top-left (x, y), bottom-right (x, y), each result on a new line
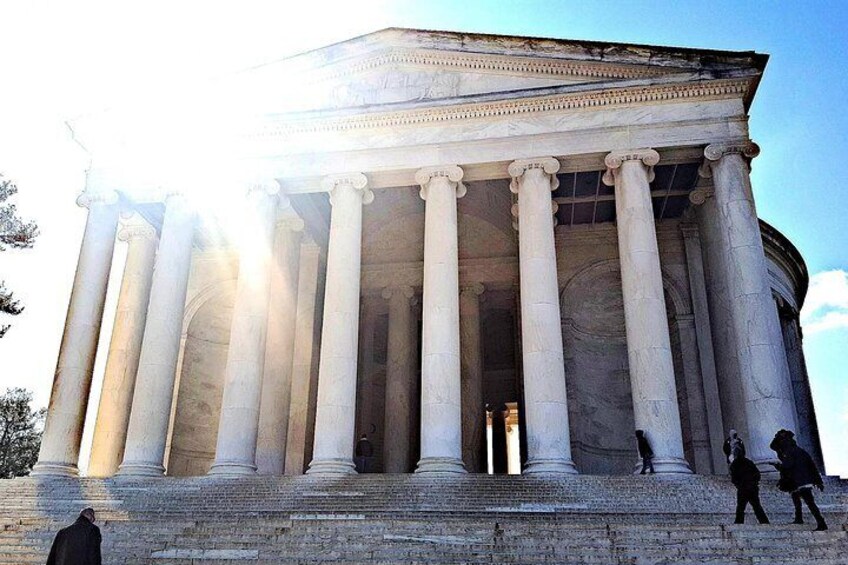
top-left (0, 474), bottom-right (845, 564)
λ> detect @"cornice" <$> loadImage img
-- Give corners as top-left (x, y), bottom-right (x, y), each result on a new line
top-left (261, 78), bottom-right (749, 136)
top-left (311, 48), bottom-right (669, 85)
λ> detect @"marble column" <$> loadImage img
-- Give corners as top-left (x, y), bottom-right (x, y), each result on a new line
top-left (88, 215), bottom-right (158, 477)
top-left (680, 222), bottom-right (726, 472)
top-left (209, 182), bottom-right (280, 475)
top-left (284, 240), bottom-right (322, 475)
top-left (415, 165), bottom-right (467, 474)
top-left (700, 141), bottom-right (796, 468)
top-left (118, 193), bottom-right (196, 476)
top-left (382, 285), bottom-right (417, 473)
top-left (509, 157), bottom-right (578, 475)
top-left (31, 191), bottom-right (119, 477)
top-left (459, 283), bottom-right (485, 473)
top-left (256, 217), bottom-right (304, 475)
top-left (603, 149), bottom-right (691, 474)
top-left (307, 173), bottom-right (372, 476)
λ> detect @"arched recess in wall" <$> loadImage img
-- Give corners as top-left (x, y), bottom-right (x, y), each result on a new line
top-left (167, 281), bottom-right (236, 477)
top-left (559, 259), bottom-right (695, 475)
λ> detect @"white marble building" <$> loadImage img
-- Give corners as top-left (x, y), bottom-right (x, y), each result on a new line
top-left (31, 29), bottom-right (823, 479)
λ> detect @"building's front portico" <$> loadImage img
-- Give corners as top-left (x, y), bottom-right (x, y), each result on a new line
top-left (32, 29), bottom-right (823, 480)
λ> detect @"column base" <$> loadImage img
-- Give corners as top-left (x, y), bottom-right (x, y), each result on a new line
top-left (415, 457), bottom-right (467, 474)
top-left (632, 457), bottom-right (693, 475)
top-left (115, 461), bottom-right (166, 477)
top-left (208, 461), bottom-right (257, 477)
top-left (306, 458), bottom-right (357, 477)
top-left (523, 457), bottom-right (579, 475)
top-left (29, 461), bottom-right (79, 478)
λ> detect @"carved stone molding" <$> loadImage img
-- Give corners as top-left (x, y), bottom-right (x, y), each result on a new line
top-left (415, 165), bottom-right (466, 200)
top-left (698, 140), bottom-right (760, 178)
top-left (264, 79), bottom-right (750, 136)
top-left (602, 148), bottom-right (660, 186)
top-left (508, 157), bottom-right (561, 193)
top-left (321, 172), bottom-right (373, 206)
top-left (76, 189), bottom-right (119, 209)
top-left (118, 216), bottom-right (158, 243)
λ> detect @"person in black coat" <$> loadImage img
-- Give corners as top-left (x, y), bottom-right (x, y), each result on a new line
top-left (46, 508), bottom-right (102, 565)
top-left (355, 433), bottom-right (374, 473)
top-left (770, 429), bottom-right (828, 531)
top-left (635, 430), bottom-right (654, 474)
top-left (729, 454), bottom-right (770, 524)
top-left (722, 429), bottom-right (746, 464)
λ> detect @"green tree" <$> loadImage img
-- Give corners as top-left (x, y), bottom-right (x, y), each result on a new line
top-left (0, 174), bottom-right (39, 338)
top-left (0, 388), bottom-right (45, 478)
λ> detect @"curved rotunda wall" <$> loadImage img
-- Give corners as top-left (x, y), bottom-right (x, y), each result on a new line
top-left (167, 289), bottom-right (235, 477)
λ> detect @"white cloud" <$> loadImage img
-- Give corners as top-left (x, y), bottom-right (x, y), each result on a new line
top-left (801, 270), bottom-right (848, 335)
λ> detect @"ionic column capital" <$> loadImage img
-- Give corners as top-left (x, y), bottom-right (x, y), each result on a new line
top-left (118, 215), bottom-right (158, 243)
top-left (460, 282), bottom-right (485, 297)
top-left (276, 217), bottom-right (305, 233)
top-left (508, 157), bottom-right (560, 194)
top-left (416, 165), bottom-right (466, 200)
top-left (698, 140), bottom-right (760, 178)
top-left (76, 189), bottom-right (119, 209)
top-left (322, 172), bottom-right (373, 206)
top-left (602, 149), bottom-right (660, 186)
top-left (381, 285), bottom-right (415, 301)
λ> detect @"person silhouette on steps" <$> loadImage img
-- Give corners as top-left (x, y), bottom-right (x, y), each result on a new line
top-left (770, 429), bottom-right (828, 531)
top-left (635, 430), bottom-right (655, 474)
top-left (729, 451), bottom-right (770, 525)
top-left (355, 433), bottom-right (374, 473)
top-left (47, 507), bottom-right (102, 565)
top-left (723, 429), bottom-right (746, 465)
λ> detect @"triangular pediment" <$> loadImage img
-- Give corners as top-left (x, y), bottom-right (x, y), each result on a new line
top-left (239, 28), bottom-right (766, 114)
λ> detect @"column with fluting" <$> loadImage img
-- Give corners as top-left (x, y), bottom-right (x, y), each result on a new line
top-left (603, 149), bottom-right (691, 474)
top-left (88, 214), bottom-right (158, 477)
top-left (459, 283), bottom-right (485, 473)
top-left (508, 157), bottom-right (578, 475)
top-left (415, 165), bottom-right (467, 474)
top-left (700, 141), bottom-right (796, 467)
top-left (382, 285), bottom-right (417, 473)
top-left (31, 190), bottom-right (119, 476)
top-left (256, 217), bottom-right (304, 475)
top-left (307, 173), bottom-right (372, 476)
top-left (118, 193), bottom-right (196, 476)
top-left (209, 181), bottom-right (281, 475)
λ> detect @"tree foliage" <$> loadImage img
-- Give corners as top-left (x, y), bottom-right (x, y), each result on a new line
top-left (0, 175), bottom-right (39, 338)
top-left (0, 388), bottom-right (45, 479)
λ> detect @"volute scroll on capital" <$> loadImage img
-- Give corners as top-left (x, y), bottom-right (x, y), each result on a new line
top-left (415, 165), bottom-right (466, 200)
top-left (321, 172), bottom-right (373, 206)
top-left (687, 188), bottom-right (714, 206)
top-left (602, 149), bottom-right (660, 186)
top-left (698, 140), bottom-right (760, 178)
top-left (508, 157), bottom-right (561, 194)
top-left (75, 189), bottom-right (120, 209)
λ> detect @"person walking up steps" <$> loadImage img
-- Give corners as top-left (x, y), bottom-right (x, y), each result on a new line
top-left (729, 451), bottom-right (770, 525)
top-left (635, 430), bottom-right (655, 474)
top-left (47, 508), bottom-right (102, 565)
top-left (770, 429), bottom-right (828, 531)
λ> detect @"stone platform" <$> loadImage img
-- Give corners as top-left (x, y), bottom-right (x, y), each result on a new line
top-left (0, 474), bottom-right (846, 564)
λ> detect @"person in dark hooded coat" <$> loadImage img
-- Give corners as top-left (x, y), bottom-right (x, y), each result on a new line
top-left (635, 430), bottom-right (654, 474)
top-left (46, 508), bottom-right (102, 565)
top-left (729, 452), bottom-right (769, 524)
top-left (770, 429), bottom-right (828, 531)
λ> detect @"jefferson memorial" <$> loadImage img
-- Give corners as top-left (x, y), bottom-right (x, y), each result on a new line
top-left (31, 28), bottom-right (823, 480)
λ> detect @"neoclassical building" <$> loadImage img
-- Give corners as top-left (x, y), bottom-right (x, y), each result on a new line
top-left (31, 29), bottom-right (822, 479)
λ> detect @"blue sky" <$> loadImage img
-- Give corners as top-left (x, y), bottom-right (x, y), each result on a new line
top-left (0, 0), bottom-right (845, 475)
